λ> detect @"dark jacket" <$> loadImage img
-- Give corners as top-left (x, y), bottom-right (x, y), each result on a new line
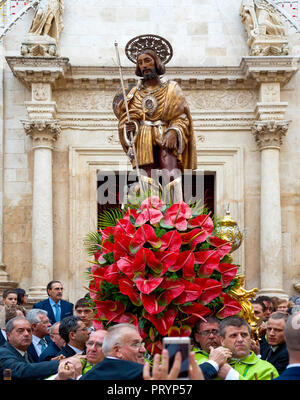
top-left (0, 341), bottom-right (59, 380)
top-left (260, 340), bottom-right (289, 375)
top-left (39, 341), bottom-right (61, 362)
top-left (32, 298), bottom-right (73, 325)
top-left (80, 357), bottom-right (144, 380)
top-left (0, 330), bottom-right (7, 346)
top-left (275, 366), bottom-right (300, 380)
top-left (56, 344), bottom-right (77, 358)
top-left (27, 335), bottom-right (53, 363)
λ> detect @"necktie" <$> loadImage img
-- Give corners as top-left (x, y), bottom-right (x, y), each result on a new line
top-left (24, 352), bottom-right (30, 363)
top-left (39, 339), bottom-right (47, 352)
top-left (54, 303), bottom-right (61, 322)
top-left (265, 347), bottom-right (273, 361)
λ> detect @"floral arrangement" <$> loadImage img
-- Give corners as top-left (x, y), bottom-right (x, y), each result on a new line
top-left (86, 196), bottom-right (242, 355)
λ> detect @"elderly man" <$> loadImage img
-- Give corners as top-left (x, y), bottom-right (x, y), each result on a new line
top-left (217, 316), bottom-right (279, 380)
top-left (39, 321), bottom-right (66, 361)
top-left (80, 323), bottom-right (145, 380)
top-left (260, 311), bottom-right (289, 374)
top-left (26, 309), bottom-right (52, 362)
top-left (0, 316), bottom-right (60, 379)
top-left (276, 311), bottom-right (300, 380)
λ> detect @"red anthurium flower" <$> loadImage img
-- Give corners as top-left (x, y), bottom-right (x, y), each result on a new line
top-left (140, 196), bottom-right (164, 210)
top-left (145, 307), bottom-right (177, 336)
top-left (180, 302), bottom-right (211, 321)
top-left (196, 278), bottom-right (223, 304)
top-left (99, 226), bottom-right (115, 241)
top-left (160, 202), bottom-right (192, 231)
top-left (114, 312), bottom-right (139, 327)
top-left (208, 236), bottom-right (232, 258)
top-left (88, 281), bottom-right (100, 300)
top-left (113, 235), bottom-right (132, 261)
top-left (159, 279), bottom-right (185, 305)
top-left (135, 208), bottom-right (163, 227)
top-left (170, 250), bottom-right (195, 278)
top-left (95, 300), bottom-right (125, 322)
top-left (216, 292), bottom-right (242, 318)
top-left (123, 208), bottom-right (139, 221)
top-left (99, 240), bottom-right (115, 254)
top-left (214, 263), bottom-right (238, 287)
top-left (168, 325), bottom-right (192, 337)
top-left (92, 320), bottom-right (105, 330)
top-left (187, 214), bottom-right (214, 235)
top-left (118, 277), bottom-right (141, 306)
top-left (160, 230), bottom-right (182, 251)
top-left (155, 251), bottom-right (178, 275)
top-left (134, 274), bottom-right (164, 294)
top-left (194, 250), bottom-right (220, 276)
top-left (114, 218), bottom-right (136, 240)
top-left (146, 340), bottom-right (163, 356)
top-left (129, 224), bottom-right (161, 254)
top-left (104, 263), bottom-right (120, 285)
top-left (90, 266), bottom-right (107, 289)
top-left (117, 254), bottom-right (144, 279)
top-left (173, 280), bottom-right (203, 304)
top-left (135, 248), bottom-right (162, 274)
top-left (180, 228), bottom-right (208, 250)
top-left (140, 293), bottom-right (167, 315)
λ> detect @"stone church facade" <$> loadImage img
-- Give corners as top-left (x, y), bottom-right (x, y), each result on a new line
top-left (0, 0), bottom-right (299, 304)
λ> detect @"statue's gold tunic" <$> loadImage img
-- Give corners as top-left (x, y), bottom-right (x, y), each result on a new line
top-left (115, 80), bottom-right (197, 171)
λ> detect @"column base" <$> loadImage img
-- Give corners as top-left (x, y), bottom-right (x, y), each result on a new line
top-left (28, 286), bottom-right (48, 303)
top-left (258, 288), bottom-right (289, 300)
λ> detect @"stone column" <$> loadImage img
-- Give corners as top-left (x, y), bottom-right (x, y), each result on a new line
top-left (22, 120), bottom-right (60, 301)
top-left (252, 120), bottom-right (289, 298)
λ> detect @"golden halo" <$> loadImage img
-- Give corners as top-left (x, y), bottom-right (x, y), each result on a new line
top-left (125, 34), bottom-right (173, 65)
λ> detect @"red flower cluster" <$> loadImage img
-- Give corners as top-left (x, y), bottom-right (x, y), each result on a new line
top-left (88, 197), bottom-right (241, 355)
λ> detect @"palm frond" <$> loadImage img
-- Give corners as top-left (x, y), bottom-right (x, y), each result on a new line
top-left (84, 231), bottom-right (102, 256)
top-left (98, 208), bottom-right (124, 228)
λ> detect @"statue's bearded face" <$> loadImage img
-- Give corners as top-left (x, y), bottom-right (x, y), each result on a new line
top-left (137, 53), bottom-right (158, 80)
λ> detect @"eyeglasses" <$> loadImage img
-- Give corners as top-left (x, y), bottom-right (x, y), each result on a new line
top-left (76, 327), bottom-right (89, 332)
top-left (128, 342), bottom-right (145, 350)
top-left (198, 329), bottom-right (220, 336)
top-left (86, 341), bottom-right (103, 349)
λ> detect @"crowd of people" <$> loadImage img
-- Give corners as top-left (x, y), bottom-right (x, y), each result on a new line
top-left (0, 281), bottom-right (299, 381)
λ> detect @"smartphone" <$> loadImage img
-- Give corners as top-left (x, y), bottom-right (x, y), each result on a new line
top-left (162, 337), bottom-right (190, 379)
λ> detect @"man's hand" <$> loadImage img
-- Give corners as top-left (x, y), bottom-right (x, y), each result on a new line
top-left (125, 121), bottom-right (137, 135)
top-left (56, 357), bottom-right (83, 380)
top-left (209, 346), bottom-right (232, 368)
top-left (250, 339), bottom-right (260, 355)
top-left (189, 352), bottom-right (204, 380)
top-left (51, 354), bottom-right (65, 361)
top-left (162, 130), bottom-right (177, 151)
top-left (217, 363), bottom-right (233, 380)
top-left (143, 349), bottom-right (181, 380)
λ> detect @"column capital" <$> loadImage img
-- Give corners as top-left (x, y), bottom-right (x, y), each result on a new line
top-left (22, 119), bottom-right (61, 149)
top-left (252, 120), bottom-right (289, 150)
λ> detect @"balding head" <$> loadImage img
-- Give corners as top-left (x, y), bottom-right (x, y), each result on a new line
top-left (284, 312), bottom-right (300, 354)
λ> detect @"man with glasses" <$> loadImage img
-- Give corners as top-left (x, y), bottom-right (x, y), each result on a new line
top-left (57, 315), bottom-right (90, 358)
top-left (80, 323), bottom-right (146, 380)
top-left (26, 309), bottom-right (52, 362)
top-left (33, 280), bottom-right (73, 325)
top-left (39, 321), bottom-right (66, 361)
top-left (193, 316), bottom-right (232, 378)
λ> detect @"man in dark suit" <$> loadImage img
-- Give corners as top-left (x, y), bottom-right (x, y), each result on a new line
top-left (26, 309), bottom-right (53, 362)
top-left (57, 315), bottom-right (89, 358)
top-left (0, 316), bottom-right (60, 379)
top-left (32, 281), bottom-right (73, 325)
top-left (39, 321), bottom-right (66, 361)
top-left (260, 311), bottom-right (289, 374)
top-left (276, 311), bottom-right (300, 380)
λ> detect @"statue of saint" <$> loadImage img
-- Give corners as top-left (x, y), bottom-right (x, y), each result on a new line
top-left (114, 34), bottom-right (197, 200)
top-left (28, 0), bottom-right (64, 42)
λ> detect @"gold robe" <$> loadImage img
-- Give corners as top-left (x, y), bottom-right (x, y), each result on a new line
top-left (115, 80), bottom-right (197, 171)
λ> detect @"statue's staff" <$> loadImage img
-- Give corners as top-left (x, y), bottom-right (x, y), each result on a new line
top-left (114, 41), bottom-right (144, 193)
